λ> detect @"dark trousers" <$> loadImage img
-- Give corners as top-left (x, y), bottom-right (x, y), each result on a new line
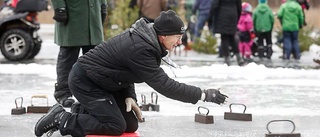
top-left (62, 63), bottom-right (138, 136)
top-left (256, 31), bottom-right (273, 58)
top-left (220, 34), bottom-right (239, 57)
top-left (256, 31), bottom-right (272, 46)
top-left (54, 46), bottom-right (95, 100)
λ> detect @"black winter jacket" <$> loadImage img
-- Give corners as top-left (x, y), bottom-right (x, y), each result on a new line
top-left (78, 18), bottom-right (202, 104)
top-left (208, 0), bottom-right (242, 35)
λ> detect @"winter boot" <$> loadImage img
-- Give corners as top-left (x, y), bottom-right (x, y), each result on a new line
top-left (224, 56), bottom-right (231, 66)
top-left (266, 44), bottom-right (273, 59)
top-left (34, 104), bottom-right (71, 137)
top-left (235, 53), bottom-right (246, 66)
top-left (54, 83), bottom-right (75, 108)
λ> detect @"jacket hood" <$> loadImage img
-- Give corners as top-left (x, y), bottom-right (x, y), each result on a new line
top-left (257, 4), bottom-right (269, 14)
top-left (286, 0), bottom-right (301, 12)
top-left (259, 0), bottom-right (267, 3)
top-left (130, 18), bottom-right (167, 57)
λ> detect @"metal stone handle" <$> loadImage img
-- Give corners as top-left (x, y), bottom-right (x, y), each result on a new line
top-left (151, 92), bottom-right (158, 104)
top-left (229, 103), bottom-right (247, 113)
top-left (141, 94), bottom-right (146, 104)
top-left (31, 95), bottom-right (48, 106)
top-left (198, 106), bottom-right (210, 115)
top-left (14, 97), bottom-right (24, 108)
top-left (266, 120), bottom-right (296, 133)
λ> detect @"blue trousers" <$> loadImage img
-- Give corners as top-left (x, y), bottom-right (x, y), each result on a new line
top-left (193, 13), bottom-right (209, 40)
top-left (283, 31), bottom-right (300, 60)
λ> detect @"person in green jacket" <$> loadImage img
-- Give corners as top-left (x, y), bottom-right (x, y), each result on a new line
top-left (277, 0), bottom-right (304, 60)
top-left (253, 0), bottom-right (274, 59)
top-left (51, 0), bottom-right (107, 107)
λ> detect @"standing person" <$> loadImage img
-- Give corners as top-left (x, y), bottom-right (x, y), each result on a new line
top-left (237, 2), bottom-right (254, 62)
top-left (191, 0), bottom-right (212, 41)
top-left (208, 0), bottom-right (245, 66)
top-left (277, 0), bottom-right (304, 61)
top-left (296, 0), bottom-right (309, 26)
top-left (253, 0), bottom-right (274, 60)
top-left (34, 10), bottom-right (228, 137)
top-left (51, 0), bottom-right (107, 107)
top-left (137, 0), bottom-right (167, 23)
top-left (184, 0), bottom-right (195, 43)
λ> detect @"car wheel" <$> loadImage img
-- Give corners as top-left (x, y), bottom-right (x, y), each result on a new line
top-left (27, 38), bottom-right (42, 59)
top-left (0, 29), bottom-right (34, 61)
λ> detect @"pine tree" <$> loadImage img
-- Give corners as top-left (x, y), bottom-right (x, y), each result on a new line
top-left (105, 0), bottom-right (139, 39)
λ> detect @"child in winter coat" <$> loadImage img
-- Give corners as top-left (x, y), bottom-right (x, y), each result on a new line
top-left (277, 0), bottom-right (304, 60)
top-left (237, 2), bottom-right (254, 61)
top-left (253, 0), bottom-right (274, 59)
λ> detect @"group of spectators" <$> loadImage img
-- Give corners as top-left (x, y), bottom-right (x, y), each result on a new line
top-left (1, 0), bottom-right (305, 136)
top-left (190, 0), bottom-right (309, 65)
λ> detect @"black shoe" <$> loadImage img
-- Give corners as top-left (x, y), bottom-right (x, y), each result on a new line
top-left (34, 104), bottom-right (65, 137)
top-left (58, 96), bottom-right (75, 108)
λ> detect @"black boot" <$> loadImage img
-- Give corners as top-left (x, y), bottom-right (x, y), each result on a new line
top-left (54, 83), bottom-right (75, 108)
top-left (235, 53), bottom-right (246, 66)
top-left (34, 104), bottom-right (71, 137)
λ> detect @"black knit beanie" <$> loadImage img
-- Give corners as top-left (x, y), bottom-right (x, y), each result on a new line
top-left (154, 10), bottom-right (186, 35)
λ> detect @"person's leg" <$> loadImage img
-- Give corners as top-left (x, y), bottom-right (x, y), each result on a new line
top-left (283, 31), bottom-right (292, 60)
top-left (64, 64), bottom-right (129, 136)
top-left (291, 31), bottom-right (301, 60)
top-left (265, 31), bottom-right (273, 59)
top-left (193, 14), bottom-right (208, 41)
top-left (238, 42), bottom-right (245, 57)
top-left (221, 34), bottom-right (231, 65)
top-left (302, 10), bottom-right (307, 26)
top-left (229, 34), bottom-right (240, 55)
top-left (187, 21), bottom-right (195, 42)
top-left (244, 41), bottom-right (253, 59)
top-left (229, 34), bottom-right (245, 66)
top-left (256, 32), bottom-right (265, 59)
top-left (113, 90), bottom-right (139, 133)
top-left (55, 46), bottom-right (80, 107)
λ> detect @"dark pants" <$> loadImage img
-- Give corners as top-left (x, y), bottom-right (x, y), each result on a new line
top-left (256, 31), bottom-right (273, 58)
top-left (61, 63), bottom-right (138, 136)
top-left (257, 31), bottom-right (272, 46)
top-left (220, 34), bottom-right (239, 57)
top-left (54, 46), bottom-right (95, 100)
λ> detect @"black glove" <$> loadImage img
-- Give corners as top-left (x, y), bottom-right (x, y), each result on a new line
top-left (101, 4), bottom-right (107, 24)
top-left (53, 8), bottom-right (67, 23)
top-left (203, 89), bottom-right (228, 105)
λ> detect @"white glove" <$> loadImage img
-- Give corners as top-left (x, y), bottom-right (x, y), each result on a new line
top-left (190, 15), bottom-right (196, 23)
top-left (125, 97), bottom-right (143, 122)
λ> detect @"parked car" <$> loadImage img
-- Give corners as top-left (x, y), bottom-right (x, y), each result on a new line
top-left (0, 0), bottom-right (48, 61)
